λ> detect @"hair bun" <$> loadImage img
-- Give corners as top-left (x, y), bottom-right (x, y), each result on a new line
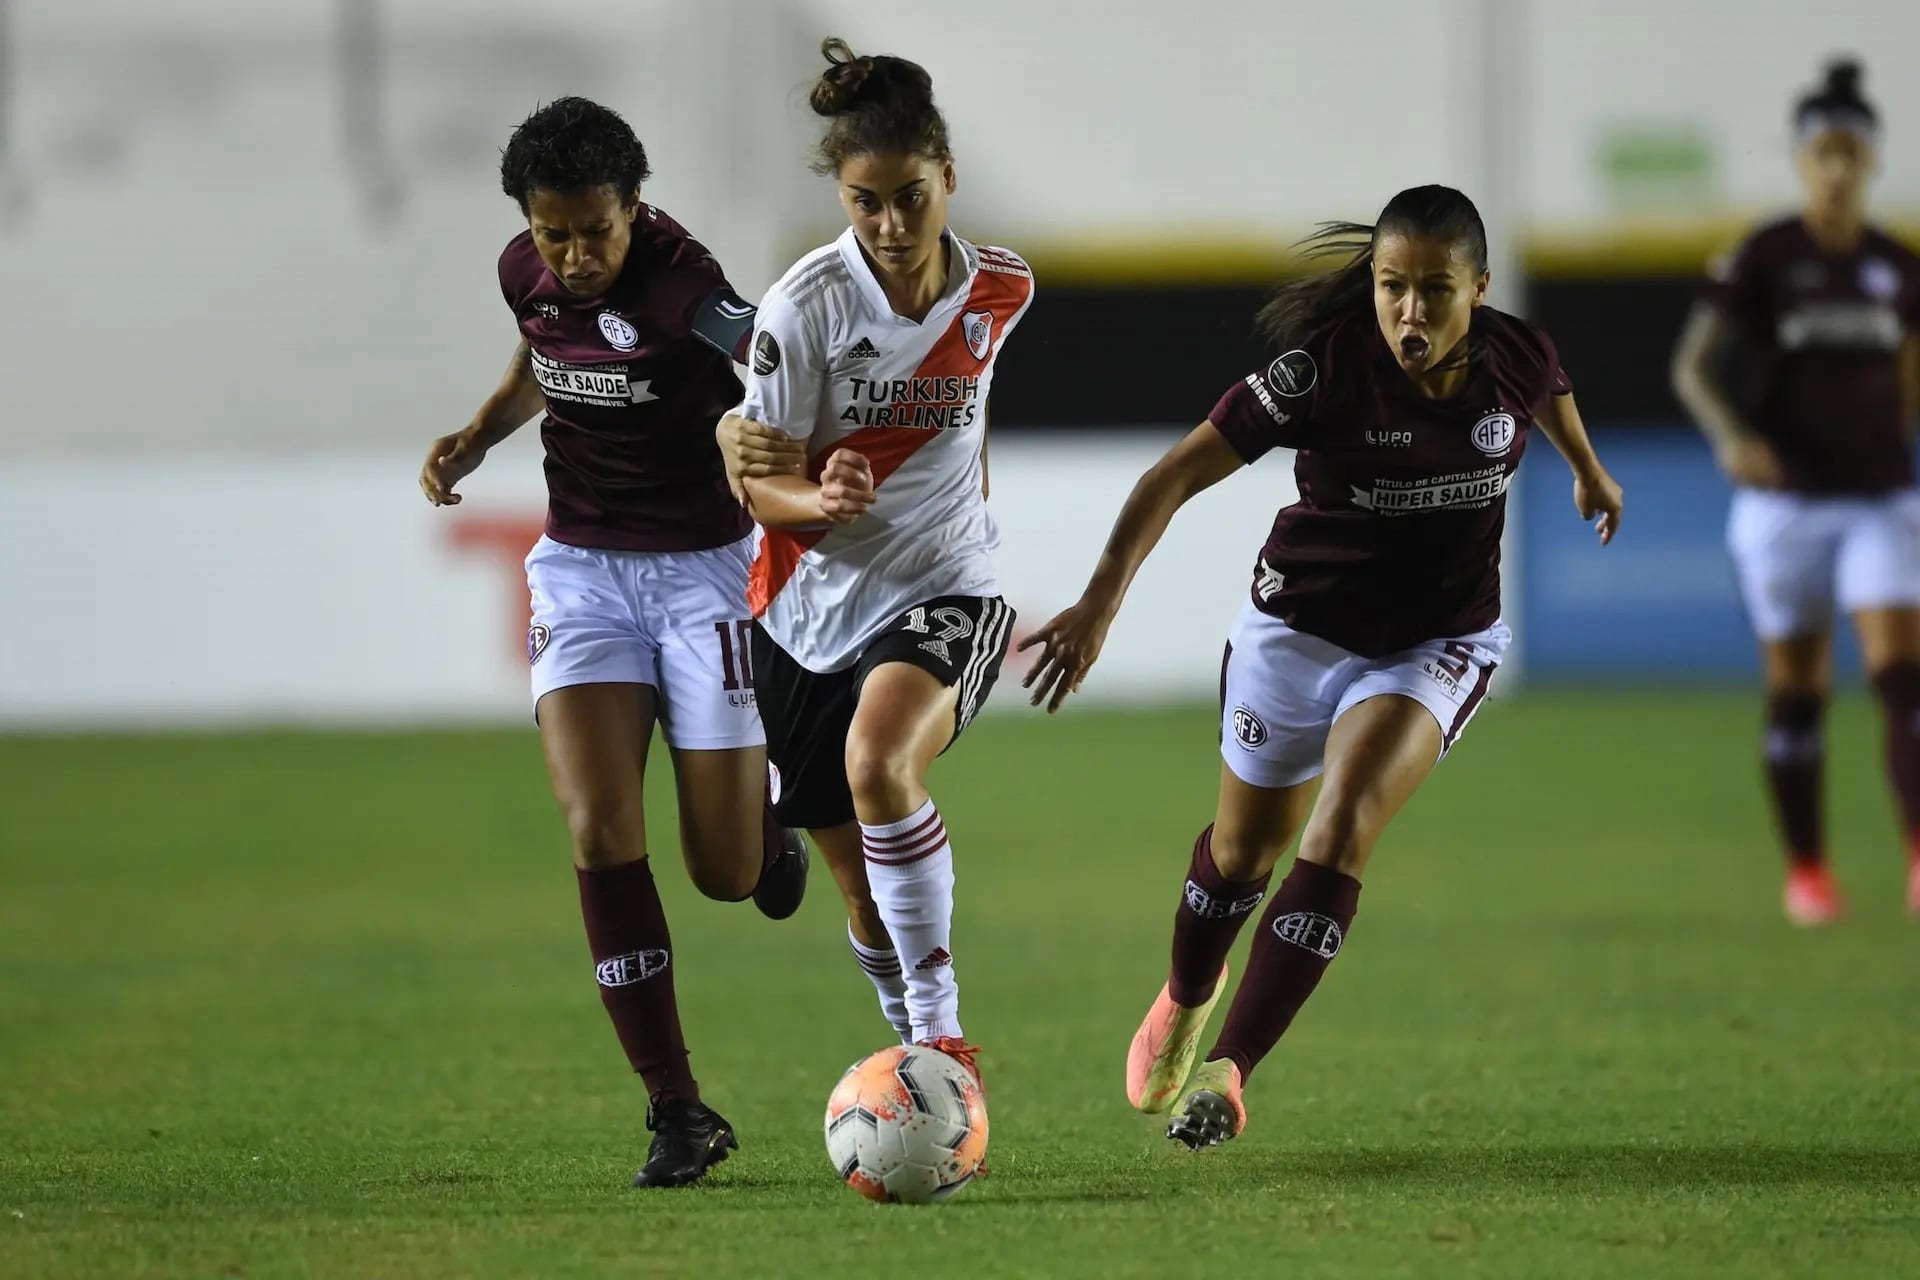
top-left (1824, 58), bottom-right (1863, 99)
top-left (810, 37), bottom-right (875, 116)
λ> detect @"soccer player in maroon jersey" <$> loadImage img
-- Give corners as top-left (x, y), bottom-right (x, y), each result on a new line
top-left (1672, 59), bottom-right (1920, 926)
top-left (1020, 186), bottom-right (1624, 1150)
top-left (418, 98), bottom-right (808, 1188)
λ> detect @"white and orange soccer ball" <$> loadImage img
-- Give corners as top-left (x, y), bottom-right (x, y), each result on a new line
top-left (823, 1045), bottom-right (988, 1204)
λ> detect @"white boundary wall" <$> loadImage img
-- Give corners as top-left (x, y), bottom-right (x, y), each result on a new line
top-left (0, 437), bottom-right (1312, 727)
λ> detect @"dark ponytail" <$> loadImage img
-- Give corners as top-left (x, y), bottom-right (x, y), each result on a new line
top-left (1253, 223), bottom-right (1376, 350)
top-left (1256, 186), bottom-right (1488, 349)
top-left (809, 38), bottom-right (952, 176)
top-left (1794, 57), bottom-right (1877, 138)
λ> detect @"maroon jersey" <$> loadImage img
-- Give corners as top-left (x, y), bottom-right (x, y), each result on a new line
top-left (499, 204), bottom-right (755, 552)
top-left (1210, 307), bottom-right (1571, 657)
top-left (1704, 217), bottom-right (1920, 495)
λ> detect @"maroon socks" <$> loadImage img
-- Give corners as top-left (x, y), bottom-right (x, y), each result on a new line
top-left (1208, 858), bottom-right (1361, 1082)
top-left (577, 860), bottom-right (697, 1104)
top-left (1763, 691), bottom-right (1827, 867)
top-left (1168, 825), bottom-right (1270, 1007)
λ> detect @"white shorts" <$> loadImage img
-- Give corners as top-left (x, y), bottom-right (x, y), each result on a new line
top-left (525, 534), bottom-right (765, 751)
top-left (1727, 488), bottom-right (1920, 641)
top-left (1219, 600), bottom-right (1510, 789)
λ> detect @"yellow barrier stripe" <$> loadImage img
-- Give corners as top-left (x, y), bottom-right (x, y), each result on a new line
top-left (1003, 217), bottom-right (1920, 284)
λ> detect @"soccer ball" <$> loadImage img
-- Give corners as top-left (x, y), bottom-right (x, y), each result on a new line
top-left (823, 1044), bottom-right (988, 1203)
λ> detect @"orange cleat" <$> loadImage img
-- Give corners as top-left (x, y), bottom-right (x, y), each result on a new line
top-left (919, 1036), bottom-right (983, 1092)
top-left (1784, 862), bottom-right (1844, 927)
top-left (1165, 1058), bottom-right (1245, 1150)
top-left (1126, 967), bottom-right (1228, 1114)
top-left (918, 1037), bottom-right (987, 1175)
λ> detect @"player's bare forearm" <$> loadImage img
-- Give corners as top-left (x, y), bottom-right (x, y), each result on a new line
top-left (1671, 307), bottom-right (1760, 450)
top-left (741, 474), bottom-right (828, 528)
top-left (1083, 421), bottom-right (1244, 607)
top-left (467, 341), bottom-right (544, 450)
top-left (1534, 392), bottom-right (1605, 479)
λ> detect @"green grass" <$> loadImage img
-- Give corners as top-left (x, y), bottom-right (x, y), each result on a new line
top-left (2, 692), bottom-right (1918, 1279)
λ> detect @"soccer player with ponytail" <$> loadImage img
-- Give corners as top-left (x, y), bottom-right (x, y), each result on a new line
top-left (1022, 186), bottom-right (1623, 1149)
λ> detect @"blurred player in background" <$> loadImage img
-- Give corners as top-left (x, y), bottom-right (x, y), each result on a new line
top-left (713, 40), bottom-right (1033, 1091)
top-left (1671, 59), bottom-right (1920, 926)
top-left (1021, 187), bottom-right (1622, 1150)
top-left (418, 98), bottom-right (808, 1188)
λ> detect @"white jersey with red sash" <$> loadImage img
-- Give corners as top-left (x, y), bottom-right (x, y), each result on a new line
top-left (737, 228), bottom-right (1034, 672)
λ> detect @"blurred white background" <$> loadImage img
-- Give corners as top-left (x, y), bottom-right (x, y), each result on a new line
top-left (2, 0), bottom-right (1915, 724)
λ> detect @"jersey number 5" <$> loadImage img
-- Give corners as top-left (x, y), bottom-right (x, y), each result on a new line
top-left (1432, 640), bottom-right (1475, 681)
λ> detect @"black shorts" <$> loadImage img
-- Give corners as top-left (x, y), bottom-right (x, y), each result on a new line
top-left (749, 595), bottom-right (1016, 830)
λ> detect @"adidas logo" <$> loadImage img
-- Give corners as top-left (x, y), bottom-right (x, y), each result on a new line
top-left (918, 639), bottom-right (952, 665)
top-left (914, 947), bottom-right (953, 971)
top-left (847, 337), bottom-right (882, 360)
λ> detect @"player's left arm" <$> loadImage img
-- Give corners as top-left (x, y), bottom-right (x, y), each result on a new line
top-left (1534, 390), bottom-right (1622, 545)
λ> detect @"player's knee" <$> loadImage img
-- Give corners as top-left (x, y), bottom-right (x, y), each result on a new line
top-left (1209, 825), bottom-right (1288, 882)
top-left (686, 855), bottom-right (757, 902)
top-left (1296, 802), bottom-right (1371, 876)
top-left (844, 739), bottom-right (919, 811)
top-left (564, 805), bottom-right (644, 871)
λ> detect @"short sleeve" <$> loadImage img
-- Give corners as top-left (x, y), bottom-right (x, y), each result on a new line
top-left (1532, 325), bottom-right (1573, 398)
top-left (1701, 235), bottom-right (1771, 330)
top-left (1208, 348), bottom-right (1319, 462)
top-left (497, 235), bottom-right (536, 312)
top-left (648, 230), bottom-right (734, 337)
top-left (735, 284), bottom-right (825, 444)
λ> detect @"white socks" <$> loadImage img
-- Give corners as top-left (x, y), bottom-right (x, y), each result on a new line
top-left (860, 799), bottom-right (961, 1042)
top-left (846, 923), bottom-right (912, 1043)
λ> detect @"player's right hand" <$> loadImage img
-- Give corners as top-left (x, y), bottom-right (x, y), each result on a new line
top-left (1018, 596), bottom-right (1117, 714)
top-left (717, 413), bottom-right (807, 498)
top-left (1715, 436), bottom-right (1785, 489)
top-left (818, 449), bottom-right (876, 524)
top-left (421, 430), bottom-right (487, 506)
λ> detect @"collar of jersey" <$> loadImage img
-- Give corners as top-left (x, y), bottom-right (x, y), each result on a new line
top-left (836, 227), bottom-right (974, 327)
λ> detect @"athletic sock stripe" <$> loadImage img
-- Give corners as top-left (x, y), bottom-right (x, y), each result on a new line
top-left (862, 809), bottom-right (943, 849)
top-left (863, 825), bottom-right (948, 862)
top-left (862, 819), bottom-right (946, 851)
top-left (863, 826), bottom-right (949, 866)
top-left (863, 844), bottom-right (946, 868)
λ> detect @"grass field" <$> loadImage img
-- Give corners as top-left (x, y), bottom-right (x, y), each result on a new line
top-left (3, 692), bottom-right (1918, 1279)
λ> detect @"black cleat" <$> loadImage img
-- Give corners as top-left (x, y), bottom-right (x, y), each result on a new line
top-left (633, 1099), bottom-right (738, 1188)
top-left (1166, 1092), bottom-right (1240, 1151)
top-left (752, 827), bottom-right (809, 921)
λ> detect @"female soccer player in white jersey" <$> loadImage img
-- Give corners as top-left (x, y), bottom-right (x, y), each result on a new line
top-left (715, 39), bottom-right (1034, 1088)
